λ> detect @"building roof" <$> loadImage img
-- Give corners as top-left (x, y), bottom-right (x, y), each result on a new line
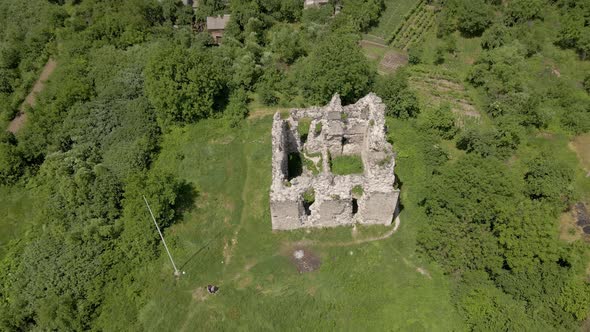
top-left (304, 0), bottom-right (330, 8)
top-left (206, 15), bottom-right (231, 31)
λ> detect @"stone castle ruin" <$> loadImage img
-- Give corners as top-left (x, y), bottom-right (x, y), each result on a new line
top-left (270, 93), bottom-right (400, 230)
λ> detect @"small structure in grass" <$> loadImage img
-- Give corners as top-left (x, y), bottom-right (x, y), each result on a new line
top-left (270, 93), bottom-right (400, 230)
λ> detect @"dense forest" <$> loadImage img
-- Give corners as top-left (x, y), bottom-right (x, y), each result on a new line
top-left (0, 0), bottom-right (589, 330)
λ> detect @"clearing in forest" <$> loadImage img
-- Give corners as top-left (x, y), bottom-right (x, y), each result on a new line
top-left (7, 58), bottom-right (57, 133)
top-left (136, 113), bottom-right (463, 331)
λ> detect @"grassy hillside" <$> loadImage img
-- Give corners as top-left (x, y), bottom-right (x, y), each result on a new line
top-left (131, 115), bottom-right (463, 331)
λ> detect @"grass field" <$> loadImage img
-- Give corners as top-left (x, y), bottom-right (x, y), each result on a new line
top-left (134, 114), bottom-right (464, 331)
top-left (369, 0), bottom-right (420, 39)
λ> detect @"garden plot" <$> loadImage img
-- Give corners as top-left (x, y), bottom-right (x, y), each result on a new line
top-left (408, 67), bottom-right (481, 124)
top-left (389, 0), bottom-right (436, 51)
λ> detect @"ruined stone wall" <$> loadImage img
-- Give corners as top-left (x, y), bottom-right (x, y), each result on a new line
top-left (270, 93), bottom-right (400, 230)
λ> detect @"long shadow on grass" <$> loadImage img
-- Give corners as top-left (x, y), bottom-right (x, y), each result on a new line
top-left (179, 230), bottom-right (225, 270)
top-left (175, 181), bottom-right (199, 218)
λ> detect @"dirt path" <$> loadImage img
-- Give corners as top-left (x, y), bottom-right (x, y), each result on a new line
top-left (7, 58), bottom-right (57, 133)
top-left (293, 214), bottom-right (401, 248)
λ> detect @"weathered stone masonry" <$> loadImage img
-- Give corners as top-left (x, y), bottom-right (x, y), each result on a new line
top-left (270, 93), bottom-right (400, 230)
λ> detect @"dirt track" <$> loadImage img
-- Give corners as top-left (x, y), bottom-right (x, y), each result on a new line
top-left (7, 58), bottom-right (57, 133)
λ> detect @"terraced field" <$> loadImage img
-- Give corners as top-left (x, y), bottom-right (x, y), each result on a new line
top-left (408, 66), bottom-right (482, 125)
top-left (389, 0), bottom-right (436, 50)
top-left (369, 0), bottom-right (420, 39)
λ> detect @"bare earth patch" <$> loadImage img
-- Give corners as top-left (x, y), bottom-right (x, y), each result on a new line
top-left (192, 287), bottom-right (209, 302)
top-left (569, 134), bottom-right (590, 177)
top-left (559, 210), bottom-right (582, 243)
top-left (379, 51), bottom-right (409, 73)
top-left (560, 203), bottom-right (590, 243)
top-left (290, 247), bottom-right (321, 273)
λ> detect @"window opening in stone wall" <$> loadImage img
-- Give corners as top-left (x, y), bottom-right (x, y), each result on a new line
top-left (303, 188), bottom-right (315, 216)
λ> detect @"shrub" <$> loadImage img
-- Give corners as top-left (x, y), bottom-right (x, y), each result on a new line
top-left (303, 188), bottom-right (315, 204)
top-left (352, 185), bottom-right (364, 198)
top-left (298, 117), bottom-right (312, 142)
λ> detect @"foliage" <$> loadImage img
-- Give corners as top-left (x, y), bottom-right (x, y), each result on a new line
top-left (481, 23), bottom-right (510, 50)
top-left (524, 153), bottom-right (575, 206)
top-left (330, 154), bottom-right (364, 175)
top-left (420, 104), bottom-right (457, 139)
top-left (374, 71), bottom-right (420, 118)
top-left (504, 0), bottom-right (545, 25)
top-left (293, 32), bottom-right (375, 104)
top-left (456, 0), bottom-right (493, 36)
top-left (352, 184), bottom-right (364, 197)
top-left (0, 133), bottom-right (24, 185)
top-left (408, 44), bottom-right (423, 64)
top-left (555, 1), bottom-right (590, 59)
top-left (341, 0), bottom-right (385, 32)
top-left (145, 43), bottom-right (227, 125)
top-left (303, 187), bottom-right (315, 204)
top-left (267, 23), bottom-right (305, 64)
top-left (225, 88), bottom-right (250, 127)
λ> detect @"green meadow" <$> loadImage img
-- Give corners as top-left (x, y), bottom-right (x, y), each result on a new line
top-left (134, 115), bottom-right (463, 331)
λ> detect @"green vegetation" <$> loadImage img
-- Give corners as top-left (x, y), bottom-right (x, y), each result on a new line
top-left (298, 117), bottom-right (312, 142)
top-left (388, 0), bottom-right (435, 50)
top-left (375, 70), bottom-right (419, 118)
top-left (0, 0), bottom-right (589, 330)
top-left (330, 154), bottom-right (364, 175)
top-left (369, 0), bottom-right (419, 39)
top-left (352, 184), bottom-right (364, 197)
top-left (303, 187), bottom-right (315, 204)
top-left (0, 0), bottom-right (65, 121)
top-left (303, 152), bottom-right (322, 175)
top-left (314, 121), bottom-right (323, 134)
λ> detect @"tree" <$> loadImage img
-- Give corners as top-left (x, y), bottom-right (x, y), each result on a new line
top-left (295, 32), bottom-right (375, 104)
top-left (341, 0), bottom-right (385, 32)
top-left (504, 0), bottom-right (544, 25)
top-left (225, 88), bottom-right (249, 127)
top-left (524, 153), bottom-right (574, 206)
top-left (481, 23), bottom-right (510, 50)
top-left (420, 104), bottom-right (457, 139)
top-left (267, 23), bottom-right (304, 64)
top-left (374, 71), bottom-right (420, 118)
top-left (0, 137), bottom-right (23, 185)
top-left (456, 0), bottom-right (492, 36)
top-left (584, 74), bottom-right (590, 94)
top-left (145, 44), bottom-right (227, 124)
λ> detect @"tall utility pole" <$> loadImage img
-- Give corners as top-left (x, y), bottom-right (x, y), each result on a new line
top-left (143, 195), bottom-right (182, 277)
